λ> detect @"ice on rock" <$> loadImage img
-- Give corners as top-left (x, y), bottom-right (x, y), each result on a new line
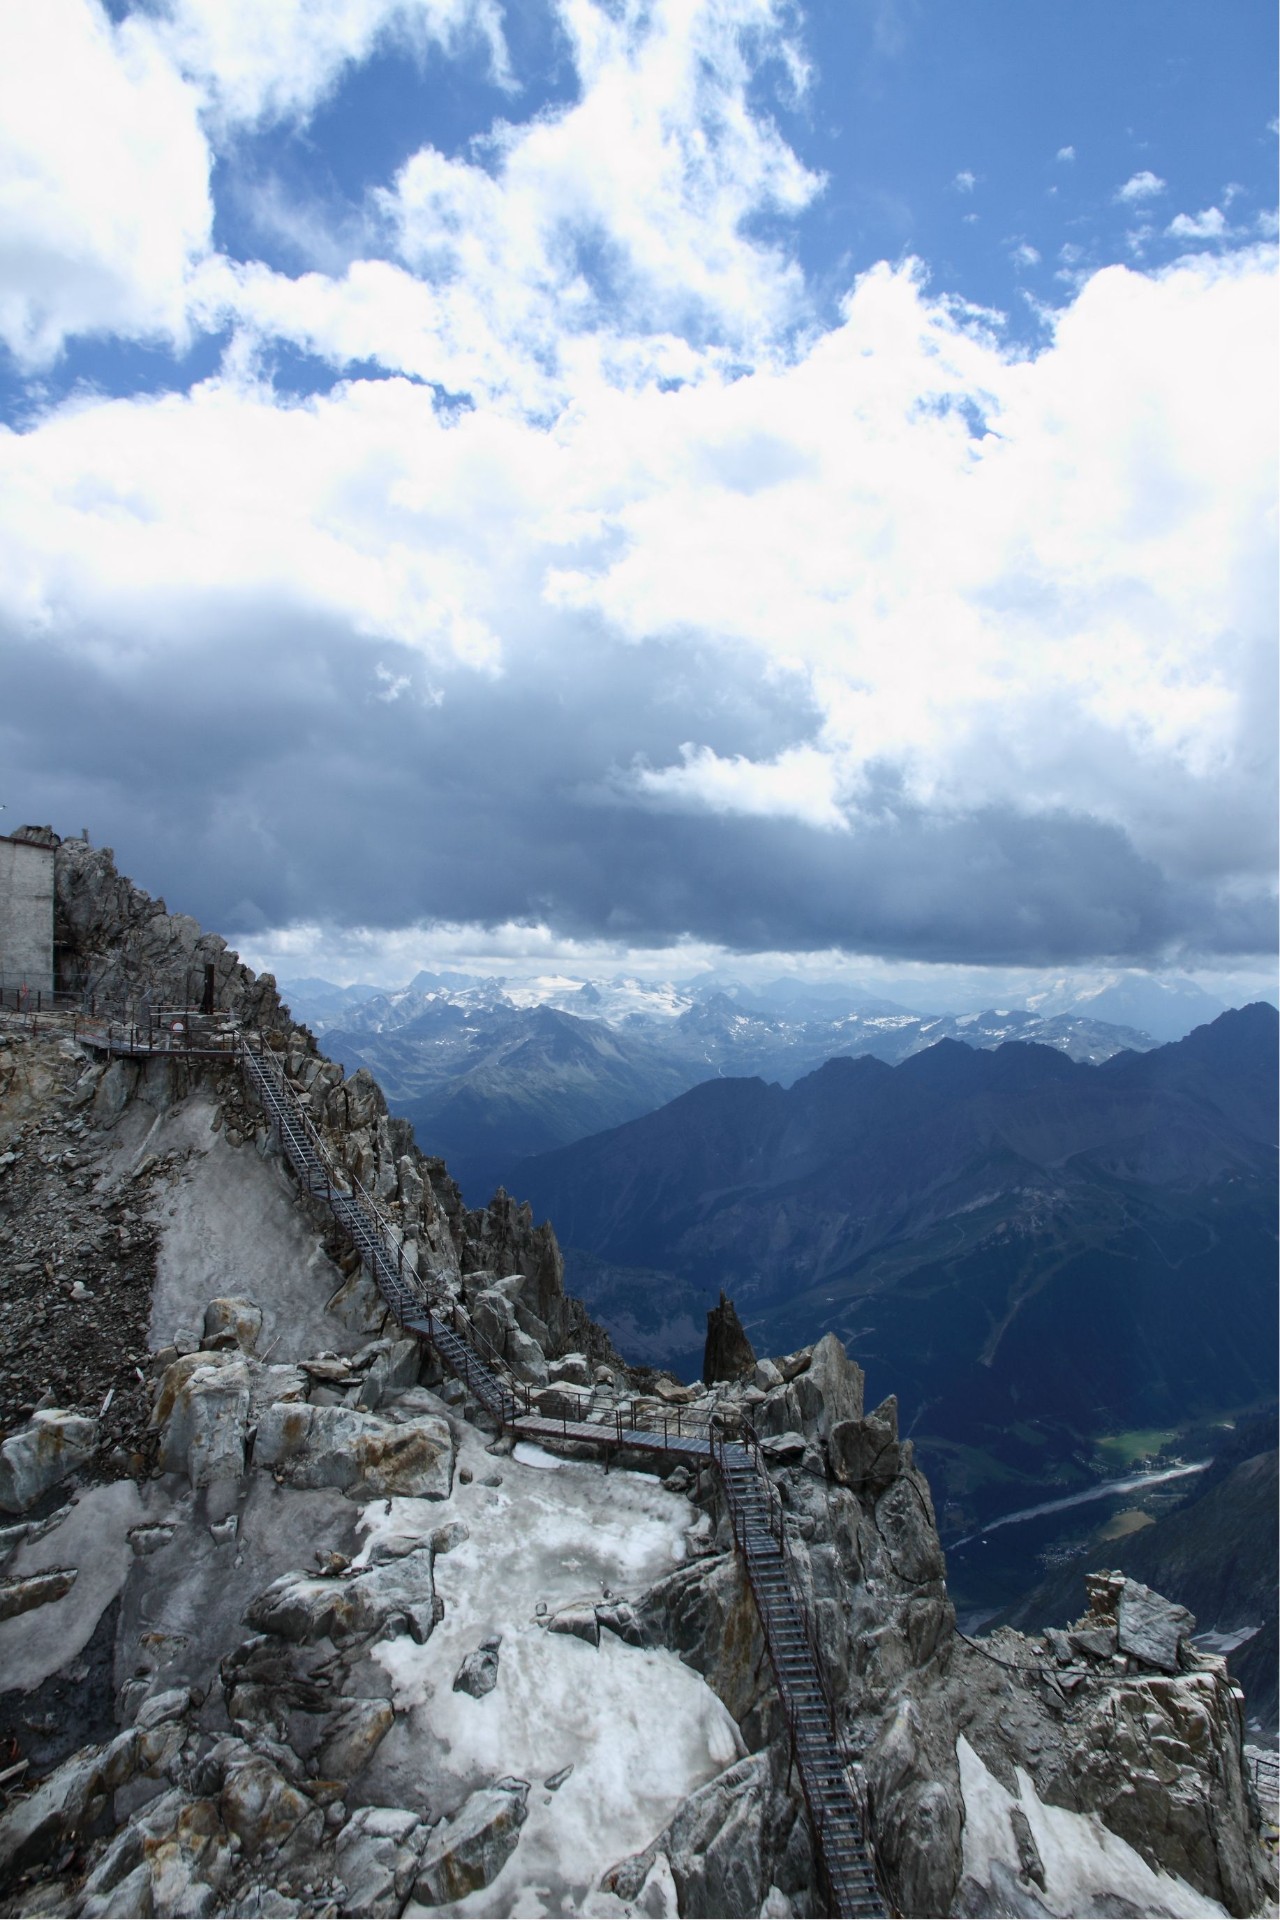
top-left (955, 1736), bottom-right (1226, 1919)
top-left (372, 1431), bottom-right (742, 1918)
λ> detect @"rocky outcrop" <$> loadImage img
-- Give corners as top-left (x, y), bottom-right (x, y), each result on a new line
top-left (413, 1778), bottom-right (530, 1905)
top-left (0, 1410), bottom-right (98, 1514)
top-left (0, 848), bottom-right (1272, 1920)
top-left (54, 837), bottom-right (288, 1033)
top-left (703, 1291), bottom-right (756, 1384)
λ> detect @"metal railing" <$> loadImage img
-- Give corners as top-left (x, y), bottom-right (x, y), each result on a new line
top-left (54, 1014), bottom-right (885, 1916)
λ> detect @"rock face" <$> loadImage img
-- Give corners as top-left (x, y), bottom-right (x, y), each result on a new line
top-left (703, 1291), bottom-right (756, 1384)
top-left (0, 844), bottom-right (1272, 1920)
top-left (414, 1779), bottom-right (530, 1905)
top-left (0, 1410), bottom-right (97, 1513)
top-left (254, 1401), bottom-right (454, 1501)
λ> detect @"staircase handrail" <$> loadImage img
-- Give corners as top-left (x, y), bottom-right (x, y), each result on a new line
top-left (235, 1031), bottom-right (883, 1917)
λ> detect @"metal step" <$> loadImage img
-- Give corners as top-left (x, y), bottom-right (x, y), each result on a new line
top-left (239, 1038), bottom-right (886, 1920)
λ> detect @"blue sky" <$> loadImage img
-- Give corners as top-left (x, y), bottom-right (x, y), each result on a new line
top-left (0, 0), bottom-right (1275, 997)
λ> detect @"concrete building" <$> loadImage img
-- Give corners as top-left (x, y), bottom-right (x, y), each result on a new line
top-left (0, 826), bottom-right (58, 996)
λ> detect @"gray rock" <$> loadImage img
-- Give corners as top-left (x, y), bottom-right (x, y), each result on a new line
top-left (0, 1729), bottom-right (137, 1875)
top-left (335, 1806), bottom-right (428, 1916)
top-left (245, 1546), bottom-right (437, 1646)
top-left (606, 1754), bottom-right (770, 1919)
top-left (0, 1566), bottom-right (77, 1619)
top-left (549, 1351), bottom-right (590, 1386)
top-left (1068, 1623), bottom-right (1117, 1662)
top-left (201, 1296), bottom-right (263, 1354)
top-left (80, 1862), bottom-right (155, 1917)
top-left (454, 1642), bottom-right (501, 1697)
top-left (596, 1600), bottom-right (644, 1645)
top-left (414, 1780), bottom-right (530, 1904)
top-left (254, 1402), bottom-right (453, 1500)
top-left (506, 1327), bottom-right (549, 1387)
top-left (829, 1395), bottom-right (900, 1495)
top-left (135, 1688), bottom-right (193, 1732)
top-left (315, 1698), bottom-right (394, 1780)
top-left (154, 1355), bottom-right (251, 1487)
top-left (0, 1410), bottom-right (97, 1513)
top-left (353, 1337), bottom-right (421, 1411)
top-left (703, 1292), bottom-right (756, 1384)
top-left (759, 1430), bottom-right (806, 1465)
top-left (789, 1331), bottom-right (863, 1437)
top-left (548, 1604), bottom-right (600, 1647)
top-left (1009, 1804), bottom-right (1046, 1890)
top-left (1116, 1578), bottom-right (1195, 1674)
top-left (220, 1753), bottom-right (323, 1862)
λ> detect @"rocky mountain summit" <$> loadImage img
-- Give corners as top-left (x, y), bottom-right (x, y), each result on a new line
top-left (297, 969), bottom-right (1160, 1206)
top-left (0, 838), bottom-right (1273, 1918)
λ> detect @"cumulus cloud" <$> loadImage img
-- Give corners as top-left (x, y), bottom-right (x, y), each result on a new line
top-left (1115, 169), bottom-right (1167, 204)
top-left (0, 0), bottom-right (1275, 969)
top-left (1056, 145), bottom-right (1075, 163)
top-left (0, 0), bottom-right (211, 367)
top-left (1166, 206), bottom-right (1229, 241)
top-left (952, 170), bottom-right (976, 192)
top-left (152, 0), bottom-right (512, 129)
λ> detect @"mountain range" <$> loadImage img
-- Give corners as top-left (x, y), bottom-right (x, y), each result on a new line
top-left (282, 967), bottom-right (1172, 1202)
top-left (513, 1005), bottom-right (1279, 1532)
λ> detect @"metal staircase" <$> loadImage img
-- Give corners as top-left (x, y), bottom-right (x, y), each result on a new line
top-left (232, 1036), bottom-right (887, 1916)
top-left (716, 1440), bottom-right (886, 1918)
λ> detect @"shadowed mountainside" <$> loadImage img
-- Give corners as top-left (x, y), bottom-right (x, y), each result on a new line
top-left (515, 1006), bottom-right (1279, 1528)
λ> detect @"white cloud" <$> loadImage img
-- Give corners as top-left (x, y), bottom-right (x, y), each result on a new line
top-left (628, 743), bottom-right (848, 830)
top-left (1012, 243), bottom-right (1041, 268)
top-left (0, 1), bottom-right (1274, 963)
top-left (1166, 206), bottom-right (1228, 242)
top-left (152, 0), bottom-right (511, 129)
top-left (952, 170), bottom-right (976, 193)
top-left (377, 0), bottom-right (823, 362)
top-left (1115, 170), bottom-right (1167, 204)
top-left (0, 0), bottom-right (212, 367)
top-left (1056, 145), bottom-right (1076, 163)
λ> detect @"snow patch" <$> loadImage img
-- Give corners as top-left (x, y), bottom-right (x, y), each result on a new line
top-left (957, 1734), bottom-right (1224, 1918)
top-left (371, 1429), bottom-right (737, 1916)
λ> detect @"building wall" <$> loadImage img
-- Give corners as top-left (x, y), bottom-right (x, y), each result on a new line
top-left (0, 836), bottom-right (56, 994)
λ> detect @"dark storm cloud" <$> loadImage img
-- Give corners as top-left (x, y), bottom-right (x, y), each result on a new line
top-left (3, 614), bottom-right (1270, 967)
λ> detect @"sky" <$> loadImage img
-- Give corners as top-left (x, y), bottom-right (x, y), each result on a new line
top-left (0, 0), bottom-right (1276, 1000)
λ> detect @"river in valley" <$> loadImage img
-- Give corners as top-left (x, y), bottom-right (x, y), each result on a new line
top-left (942, 1460), bottom-right (1210, 1631)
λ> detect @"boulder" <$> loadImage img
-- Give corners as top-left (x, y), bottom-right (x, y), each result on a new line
top-left (201, 1297), bottom-right (263, 1354)
top-left (354, 1338), bottom-right (420, 1411)
top-left (0, 1729), bottom-right (137, 1875)
top-left (414, 1780), bottom-right (529, 1905)
top-left (245, 1547), bottom-right (438, 1646)
top-left (141, 1794), bottom-right (234, 1916)
top-left (254, 1403), bottom-right (453, 1500)
top-left (789, 1332), bottom-right (863, 1437)
top-left (1117, 1578), bottom-right (1196, 1674)
top-left (336, 1806), bottom-right (429, 1917)
top-left (0, 1410), bottom-right (97, 1513)
top-left (471, 1287), bottom-right (517, 1357)
top-left (605, 1755), bottom-right (769, 1920)
top-left (703, 1292), bottom-right (756, 1384)
top-left (506, 1328), bottom-right (549, 1387)
top-left (154, 1355), bottom-right (252, 1486)
top-left (829, 1395), bottom-right (900, 1495)
top-left (220, 1754), bottom-right (323, 1862)
top-left (315, 1699), bottom-right (394, 1780)
top-left (548, 1605), bottom-right (600, 1647)
top-left (0, 1567), bottom-right (78, 1619)
top-left (454, 1638), bottom-right (501, 1698)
